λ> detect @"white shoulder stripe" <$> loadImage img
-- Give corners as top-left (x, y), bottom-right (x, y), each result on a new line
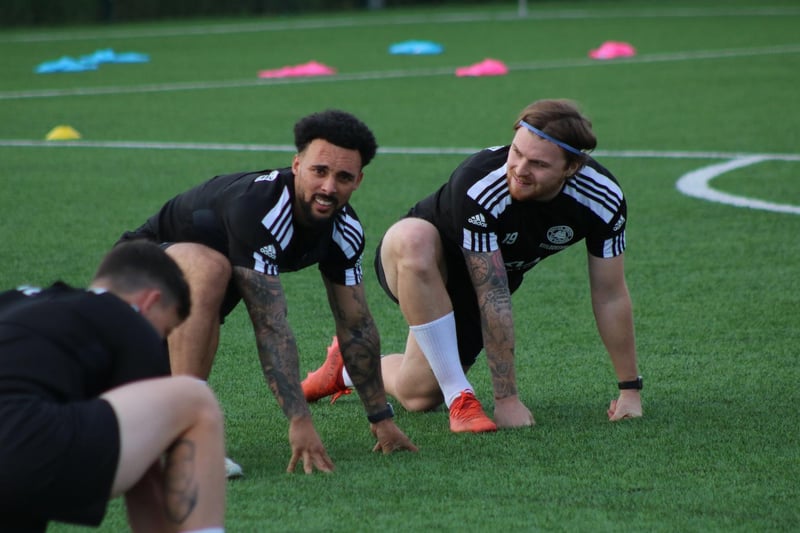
top-left (333, 211), bottom-right (364, 260)
top-left (563, 166), bottom-right (623, 223)
top-left (260, 186), bottom-right (293, 250)
top-left (466, 163), bottom-right (511, 217)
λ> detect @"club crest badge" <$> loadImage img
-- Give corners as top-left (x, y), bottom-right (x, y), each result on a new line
top-left (546, 225), bottom-right (574, 245)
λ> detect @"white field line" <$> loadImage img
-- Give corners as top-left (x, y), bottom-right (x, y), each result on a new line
top-left (2, 139), bottom-right (798, 215)
top-left (3, 7), bottom-right (800, 44)
top-left (4, 6), bottom-right (799, 214)
top-left (1, 139), bottom-right (800, 162)
top-left (3, 44), bottom-right (800, 101)
top-left (676, 156), bottom-right (800, 215)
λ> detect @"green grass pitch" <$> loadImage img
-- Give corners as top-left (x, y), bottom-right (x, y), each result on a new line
top-left (1, 1), bottom-right (799, 531)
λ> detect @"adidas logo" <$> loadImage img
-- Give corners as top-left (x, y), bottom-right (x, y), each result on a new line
top-left (259, 244), bottom-right (277, 259)
top-left (467, 213), bottom-right (487, 228)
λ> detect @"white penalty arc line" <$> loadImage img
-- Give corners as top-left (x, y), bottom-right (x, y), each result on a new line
top-left (676, 156), bottom-right (800, 215)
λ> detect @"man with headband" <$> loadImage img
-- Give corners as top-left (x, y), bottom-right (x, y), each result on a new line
top-left (303, 99), bottom-right (642, 432)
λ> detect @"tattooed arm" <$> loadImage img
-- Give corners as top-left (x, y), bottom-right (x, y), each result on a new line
top-left (462, 248), bottom-right (534, 428)
top-left (233, 266), bottom-right (308, 418)
top-left (462, 248), bottom-right (517, 397)
top-left (233, 266), bottom-right (335, 473)
top-left (323, 277), bottom-right (384, 411)
top-left (324, 277), bottom-right (418, 454)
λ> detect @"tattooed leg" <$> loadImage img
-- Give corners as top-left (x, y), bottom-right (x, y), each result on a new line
top-left (163, 439), bottom-right (199, 524)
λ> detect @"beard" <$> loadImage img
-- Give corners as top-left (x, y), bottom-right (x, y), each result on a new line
top-left (296, 194), bottom-right (338, 232)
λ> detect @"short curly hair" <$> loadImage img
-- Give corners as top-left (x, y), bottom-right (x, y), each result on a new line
top-left (294, 109), bottom-right (378, 167)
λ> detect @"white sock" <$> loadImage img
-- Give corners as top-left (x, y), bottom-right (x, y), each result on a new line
top-left (342, 367), bottom-right (353, 387)
top-left (409, 312), bottom-right (473, 407)
top-left (183, 528), bottom-right (224, 533)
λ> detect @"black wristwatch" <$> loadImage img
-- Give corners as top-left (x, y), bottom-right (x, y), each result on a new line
top-left (367, 403), bottom-right (395, 424)
top-left (618, 376), bottom-right (643, 390)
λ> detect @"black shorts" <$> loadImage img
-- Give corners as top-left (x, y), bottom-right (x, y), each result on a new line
top-left (0, 392), bottom-right (120, 531)
top-left (374, 234), bottom-right (485, 367)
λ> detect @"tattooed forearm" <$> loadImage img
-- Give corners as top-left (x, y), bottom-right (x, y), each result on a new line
top-left (163, 439), bottom-right (198, 524)
top-left (463, 249), bottom-right (518, 399)
top-left (325, 280), bottom-right (386, 412)
top-left (339, 321), bottom-right (383, 406)
top-left (234, 266), bottom-right (310, 419)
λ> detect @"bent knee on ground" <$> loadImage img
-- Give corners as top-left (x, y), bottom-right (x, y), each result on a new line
top-left (397, 395), bottom-right (443, 413)
top-left (392, 378), bottom-right (444, 412)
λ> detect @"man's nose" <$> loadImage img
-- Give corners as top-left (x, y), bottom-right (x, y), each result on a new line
top-left (515, 162), bottom-right (532, 177)
top-left (319, 175), bottom-right (337, 194)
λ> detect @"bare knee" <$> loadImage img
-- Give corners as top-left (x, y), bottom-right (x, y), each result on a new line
top-left (167, 244), bottom-right (231, 306)
top-left (397, 395), bottom-right (442, 413)
top-left (392, 374), bottom-right (444, 413)
top-left (382, 219), bottom-right (445, 284)
top-left (196, 389), bottom-right (224, 433)
top-left (173, 376), bottom-right (224, 431)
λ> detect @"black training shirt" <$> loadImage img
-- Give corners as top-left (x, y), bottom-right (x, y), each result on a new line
top-left (410, 145), bottom-right (627, 287)
top-left (0, 283), bottom-right (169, 401)
top-left (140, 168), bottom-right (364, 285)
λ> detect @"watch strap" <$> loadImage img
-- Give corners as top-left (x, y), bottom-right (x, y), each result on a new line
top-left (367, 402), bottom-right (395, 424)
top-left (618, 376), bottom-right (643, 390)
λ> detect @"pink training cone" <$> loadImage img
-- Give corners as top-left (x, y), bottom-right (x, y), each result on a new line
top-left (589, 41), bottom-right (636, 60)
top-left (258, 60), bottom-right (336, 79)
top-left (455, 58), bottom-right (509, 77)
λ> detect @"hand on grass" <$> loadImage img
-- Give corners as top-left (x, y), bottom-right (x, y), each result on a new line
top-left (370, 420), bottom-right (419, 454)
top-left (607, 390), bottom-right (642, 421)
top-left (493, 395), bottom-right (535, 428)
top-left (287, 416), bottom-right (335, 474)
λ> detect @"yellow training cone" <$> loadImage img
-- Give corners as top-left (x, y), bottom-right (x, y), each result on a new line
top-left (45, 125), bottom-right (81, 140)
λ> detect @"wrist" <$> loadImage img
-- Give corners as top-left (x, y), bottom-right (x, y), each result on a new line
top-left (367, 402), bottom-right (394, 424)
top-left (289, 414), bottom-right (313, 424)
top-left (617, 375), bottom-right (643, 390)
top-left (494, 394), bottom-right (519, 404)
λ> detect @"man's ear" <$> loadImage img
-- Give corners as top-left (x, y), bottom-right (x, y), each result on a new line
top-left (291, 153), bottom-right (300, 174)
top-left (565, 160), bottom-right (582, 177)
top-left (136, 289), bottom-right (162, 314)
